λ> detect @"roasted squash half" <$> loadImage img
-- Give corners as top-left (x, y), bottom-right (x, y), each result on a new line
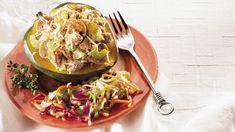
top-left (24, 2), bottom-right (118, 82)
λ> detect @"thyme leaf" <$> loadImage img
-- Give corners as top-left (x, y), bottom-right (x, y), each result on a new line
top-left (7, 60), bottom-right (39, 95)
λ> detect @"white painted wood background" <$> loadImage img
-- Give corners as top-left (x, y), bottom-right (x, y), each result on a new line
top-left (0, 0), bottom-right (235, 131)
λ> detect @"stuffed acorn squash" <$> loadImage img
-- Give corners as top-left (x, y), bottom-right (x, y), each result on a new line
top-left (24, 2), bottom-right (118, 82)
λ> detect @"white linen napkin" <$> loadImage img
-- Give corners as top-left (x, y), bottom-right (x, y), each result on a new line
top-left (180, 96), bottom-right (235, 132)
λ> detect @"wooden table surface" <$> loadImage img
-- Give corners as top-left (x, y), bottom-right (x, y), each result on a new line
top-left (0, 0), bottom-right (235, 131)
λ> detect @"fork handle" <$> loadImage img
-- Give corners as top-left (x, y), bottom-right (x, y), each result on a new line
top-left (129, 49), bottom-right (174, 115)
top-left (129, 49), bottom-right (156, 93)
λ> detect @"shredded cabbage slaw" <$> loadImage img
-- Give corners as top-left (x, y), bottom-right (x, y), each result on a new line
top-left (32, 69), bottom-right (143, 126)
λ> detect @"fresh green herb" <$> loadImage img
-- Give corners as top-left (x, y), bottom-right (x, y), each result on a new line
top-left (7, 60), bottom-right (39, 95)
top-left (75, 105), bottom-right (84, 116)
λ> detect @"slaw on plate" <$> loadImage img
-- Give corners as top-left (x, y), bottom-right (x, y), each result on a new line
top-left (32, 69), bottom-right (143, 126)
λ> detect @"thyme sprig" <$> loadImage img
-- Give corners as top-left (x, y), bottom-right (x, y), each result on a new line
top-left (7, 60), bottom-right (39, 95)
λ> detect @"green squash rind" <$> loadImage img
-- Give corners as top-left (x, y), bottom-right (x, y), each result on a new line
top-left (24, 2), bottom-right (118, 83)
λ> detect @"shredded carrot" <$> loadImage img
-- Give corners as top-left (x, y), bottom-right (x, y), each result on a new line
top-left (100, 111), bottom-right (109, 117)
top-left (108, 99), bottom-right (130, 104)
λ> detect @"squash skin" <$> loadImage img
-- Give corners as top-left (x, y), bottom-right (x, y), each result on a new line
top-left (24, 2), bottom-right (118, 82)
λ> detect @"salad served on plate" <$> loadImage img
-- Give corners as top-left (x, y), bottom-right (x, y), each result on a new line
top-left (4, 2), bottom-right (158, 129)
top-left (31, 69), bottom-right (143, 125)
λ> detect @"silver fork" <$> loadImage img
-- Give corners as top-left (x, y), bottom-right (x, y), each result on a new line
top-left (108, 11), bottom-right (174, 115)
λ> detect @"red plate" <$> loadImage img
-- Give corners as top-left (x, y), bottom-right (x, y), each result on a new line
top-left (3, 26), bottom-right (158, 130)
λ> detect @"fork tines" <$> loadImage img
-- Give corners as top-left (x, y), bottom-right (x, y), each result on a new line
top-left (109, 11), bottom-right (129, 34)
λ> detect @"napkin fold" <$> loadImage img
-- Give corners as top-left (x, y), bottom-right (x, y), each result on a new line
top-left (180, 97), bottom-right (235, 132)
